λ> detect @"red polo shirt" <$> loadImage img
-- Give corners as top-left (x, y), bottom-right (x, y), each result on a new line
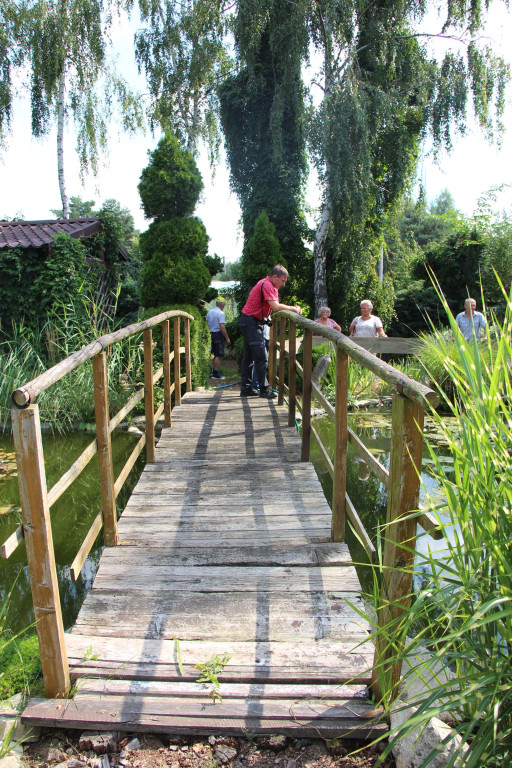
top-left (242, 276), bottom-right (278, 318)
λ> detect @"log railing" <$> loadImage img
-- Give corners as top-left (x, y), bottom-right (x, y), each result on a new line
top-left (269, 312), bottom-right (441, 701)
top-left (8, 310), bottom-right (193, 698)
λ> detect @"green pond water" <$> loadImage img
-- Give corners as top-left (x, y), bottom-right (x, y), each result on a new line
top-left (0, 430), bottom-right (142, 634)
top-left (309, 410), bottom-right (452, 594)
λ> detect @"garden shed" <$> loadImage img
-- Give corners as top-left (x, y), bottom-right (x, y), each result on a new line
top-left (0, 218), bottom-right (130, 333)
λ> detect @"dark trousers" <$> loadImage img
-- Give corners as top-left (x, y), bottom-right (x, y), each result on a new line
top-left (239, 314), bottom-right (268, 391)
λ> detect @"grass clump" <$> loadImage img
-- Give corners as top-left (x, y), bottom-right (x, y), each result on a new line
top-left (371, 279), bottom-right (512, 767)
top-left (0, 633), bottom-right (42, 700)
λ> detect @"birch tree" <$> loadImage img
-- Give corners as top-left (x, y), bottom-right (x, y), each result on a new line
top-left (26, 0), bottom-right (143, 217)
top-left (134, 0), bottom-right (232, 159)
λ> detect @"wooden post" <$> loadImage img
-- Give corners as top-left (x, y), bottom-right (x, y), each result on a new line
top-left (184, 317), bottom-right (192, 392)
top-left (301, 329), bottom-right (313, 461)
top-left (278, 318), bottom-right (286, 404)
top-left (332, 350), bottom-right (348, 541)
top-left (371, 394), bottom-right (424, 702)
top-left (11, 405), bottom-right (70, 698)
top-left (93, 353), bottom-right (118, 546)
top-left (269, 319), bottom-right (278, 391)
top-left (162, 320), bottom-right (172, 427)
top-left (173, 317), bottom-right (182, 406)
top-left (144, 328), bottom-right (156, 463)
top-left (288, 321), bottom-right (296, 428)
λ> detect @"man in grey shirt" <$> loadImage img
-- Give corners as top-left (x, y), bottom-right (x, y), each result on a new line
top-left (455, 298), bottom-right (486, 341)
top-left (206, 297), bottom-right (231, 379)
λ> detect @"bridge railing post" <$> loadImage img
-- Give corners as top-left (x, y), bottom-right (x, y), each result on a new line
top-left (93, 353), bottom-right (118, 546)
top-left (371, 393), bottom-right (425, 702)
top-left (288, 321), bottom-right (296, 428)
top-left (332, 349), bottom-right (348, 541)
top-left (162, 320), bottom-right (172, 427)
top-left (12, 405), bottom-right (70, 698)
top-left (269, 319), bottom-right (278, 391)
top-left (144, 328), bottom-right (156, 463)
top-left (301, 329), bottom-right (313, 461)
top-left (173, 317), bottom-right (182, 406)
top-left (184, 317), bottom-right (192, 393)
top-left (278, 318), bottom-right (286, 404)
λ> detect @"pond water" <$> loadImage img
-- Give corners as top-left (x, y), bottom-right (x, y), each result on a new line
top-left (309, 409), bottom-right (453, 594)
top-left (0, 430), bottom-right (142, 634)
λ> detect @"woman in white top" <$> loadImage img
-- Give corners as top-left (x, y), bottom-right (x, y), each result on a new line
top-left (349, 300), bottom-right (387, 338)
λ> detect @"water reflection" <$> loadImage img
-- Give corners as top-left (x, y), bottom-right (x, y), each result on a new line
top-left (0, 431), bottom-right (142, 634)
top-left (309, 409), bottom-right (449, 594)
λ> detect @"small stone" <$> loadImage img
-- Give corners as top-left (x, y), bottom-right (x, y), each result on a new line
top-left (264, 735), bottom-right (287, 752)
top-left (47, 747), bottom-right (68, 762)
top-left (78, 732), bottom-right (118, 755)
top-left (168, 745), bottom-right (178, 751)
top-left (67, 760), bottom-right (88, 768)
top-left (125, 738), bottom-right (141, 751)
top-left (208, 736), bottom-right (216, 746)
top-left (215, 746), bottom-right (237, 764)
top-left (181, 745), bottom-right (188, 752)
top-left (192, 743), bottom-right (203, 753)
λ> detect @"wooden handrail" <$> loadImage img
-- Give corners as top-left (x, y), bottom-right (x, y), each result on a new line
top-left (12, 310), bottom-right (194, 408)
top-left (274, 312), bottom-right (439, 408)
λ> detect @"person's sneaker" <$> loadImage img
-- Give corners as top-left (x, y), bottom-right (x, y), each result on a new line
top-left (260, 388), bottom-right (277, 399)
top-left (240, 387), bottom-right (260, 397)
top-left (210, 370), bottom-right (224, 379)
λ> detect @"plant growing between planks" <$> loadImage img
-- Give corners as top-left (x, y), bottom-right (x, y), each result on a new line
top-left (195, 653), bottom-right (232, 703)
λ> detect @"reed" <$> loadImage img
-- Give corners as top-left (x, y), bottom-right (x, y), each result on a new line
top-left (1, 297), bottom-right (144, 433)
top-left (368, 279), bottom-right (512, 767)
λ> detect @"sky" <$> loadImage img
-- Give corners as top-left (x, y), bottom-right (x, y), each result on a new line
top-left (0, 3), bottom-right (511, 263)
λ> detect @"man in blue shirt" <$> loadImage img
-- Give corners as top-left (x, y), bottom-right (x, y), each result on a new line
top-left (206, 297), bottom-right (231, 379)
top-left (455, 298), bottom-right (486, 341)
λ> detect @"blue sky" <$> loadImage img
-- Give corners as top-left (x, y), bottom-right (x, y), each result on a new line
top-left (0, 3), bottom-right (511, 262)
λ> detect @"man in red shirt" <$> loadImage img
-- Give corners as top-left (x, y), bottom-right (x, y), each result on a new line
top-left (239, 264), bottom-right (302, 398)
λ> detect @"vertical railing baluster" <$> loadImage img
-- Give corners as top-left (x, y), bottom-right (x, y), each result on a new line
top-left (144, 328), bottom-right (156, 462)
top-left (278, 318), bottom-right (286, 403)
top-left (371, 393), bottom-right (424, 702)
top-left (332, 349), bottom-right (348, 541)
top-left (173, 317), bottom-right (182, 406)
top-left (288, 321), bottom-right (297, 428)
top-left (93, 353), bottom-right (118, 546)
top-left (184, 317), bottom-right (192, 393)
top-left (301, 329), bottom-right (313, 461)
top-left (12, 405), bottom-right (70, 698)
top-left (269, 320), bottom-right (278, 391)
top-left (162, 320), bottom-right (172, 427)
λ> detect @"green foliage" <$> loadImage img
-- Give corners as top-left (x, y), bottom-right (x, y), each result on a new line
top-left (215, 260), bottom-right (242, 282)
top-left (138, 133), bottom-right (203, 220)
top-left (0, 234), bottom-right (95, 332)
top-left (138, 133), bottom-right (215, 309)
top-left (134, 0), bottom-right (232, 160)
top-left (0, 633), bottom-right (41, 700)
top-left (219, 14), bottom-right (308, 286)
top-left (238, 211), bottom-right (283, 302)
top-left (371, 283), bottom-right (512, 767)
top-left (195, 652), bottom-right (231, 703)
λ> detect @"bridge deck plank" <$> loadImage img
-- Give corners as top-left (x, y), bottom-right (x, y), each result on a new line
top-left (22, 389), bottom-right (379, 738)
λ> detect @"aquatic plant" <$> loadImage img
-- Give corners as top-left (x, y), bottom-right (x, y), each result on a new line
top-left (0, 295), bottom-right (144, 433)
top-left (370, 278), bottom-right (512, 767)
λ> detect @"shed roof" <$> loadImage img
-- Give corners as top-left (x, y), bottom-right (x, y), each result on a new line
top-left (0, 218), bottom-right (102, 250)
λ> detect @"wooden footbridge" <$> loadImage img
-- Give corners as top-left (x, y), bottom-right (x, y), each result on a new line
top-left (8, 310), bottom-right (439, 738)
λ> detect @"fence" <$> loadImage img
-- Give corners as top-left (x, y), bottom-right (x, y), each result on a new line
top-left (8, 310), bottom-right (193, 698)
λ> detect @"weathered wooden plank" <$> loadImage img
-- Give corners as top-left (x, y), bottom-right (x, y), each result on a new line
top-left (116, 518), bottom-right (334, 534)
top-left (74, 678), bottom-right (369, 700)
top-left (90, 564), bottom-right (362, 592)
top-left (95, 543), bottom-right (352, 566)
top-left (22, 696), bottom-right (386, 738)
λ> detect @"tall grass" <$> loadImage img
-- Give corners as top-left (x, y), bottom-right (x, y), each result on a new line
top-left (0, 296), bottom-right (144, 433)
top-left (371, 281), bottom-right (512, 767)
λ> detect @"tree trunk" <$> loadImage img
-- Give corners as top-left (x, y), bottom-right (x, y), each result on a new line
top-left (313, 194), bottom-right (331, 315)
top-left (312, 10), bottom-right (335, 316)
top-left (57, 69), bottom-right (69, 219)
